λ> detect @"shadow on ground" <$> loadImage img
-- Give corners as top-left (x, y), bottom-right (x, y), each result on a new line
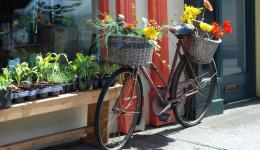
top-left (42, 125), bottom-right (185, 150)
top-left (225, 98), bottom-right (260, 110)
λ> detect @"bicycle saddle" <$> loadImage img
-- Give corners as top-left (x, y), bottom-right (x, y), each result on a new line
top-left (169, 23), bottom-right (195, 36)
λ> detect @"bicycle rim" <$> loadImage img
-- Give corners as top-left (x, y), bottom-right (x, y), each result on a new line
top-left (95, 67), bottom-right (142, 150)
top-left (172, 58), bottom-right (217, 127)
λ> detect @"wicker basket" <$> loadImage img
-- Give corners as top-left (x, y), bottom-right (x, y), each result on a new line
top-left (183, 34), bottom-right (222, 64)
top-left (107, 35), bottom-right (153, 66)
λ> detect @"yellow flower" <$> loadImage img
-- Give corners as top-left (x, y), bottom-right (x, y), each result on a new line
top-left (143, 26), bottom-right (160, 40)
top-left (199, 22), bottom-right (213, 32)
top-left (181, 5), bottom-right (203, 24)
top-left (90, 55), bottom-right (96, 61)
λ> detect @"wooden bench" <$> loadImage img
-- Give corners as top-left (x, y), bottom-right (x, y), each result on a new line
top-left (0, 85), bottom-right (122, 150)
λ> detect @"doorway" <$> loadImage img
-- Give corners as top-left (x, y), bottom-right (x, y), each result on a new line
top-left (219, 0), bottom-right (255, 103)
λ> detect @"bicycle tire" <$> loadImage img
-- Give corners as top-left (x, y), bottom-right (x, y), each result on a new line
top-left (171, 58), bottom-right (217, 127)
top-left (95, 67), bottom-right (143, 150)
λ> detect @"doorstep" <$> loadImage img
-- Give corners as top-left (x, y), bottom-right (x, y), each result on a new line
top-left (206, 98), bottom-right (224, 117)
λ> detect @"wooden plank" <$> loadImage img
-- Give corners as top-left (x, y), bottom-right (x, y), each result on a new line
top-left (0, 85), bottom-right (122, 123)
top-left (84, 101), bottom-right (109, 145)
top-left (0, 127), bottom-right (94, 150)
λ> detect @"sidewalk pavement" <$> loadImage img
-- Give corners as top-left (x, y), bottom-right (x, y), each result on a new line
top-left (43, 99), bottom-right (260, 150)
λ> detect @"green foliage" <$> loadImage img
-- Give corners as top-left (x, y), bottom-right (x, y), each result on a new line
top-left (0, 52), bottom-right (100, 90)
top-left (2, 67), bottom-right (12, 81)
top-left (33, 53), bottom-right (70, 85)
top-left (11, 62), bottom-right (32, 87)
top-left (71, 53), bottom-right (100, 80)
top-left (102, 64), bottom-right (118, 75)
top-left (0, 76), bottom-right (12, 91)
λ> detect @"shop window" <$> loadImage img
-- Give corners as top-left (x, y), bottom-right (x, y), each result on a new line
top-left (0, 0), bottom-right (97, 68)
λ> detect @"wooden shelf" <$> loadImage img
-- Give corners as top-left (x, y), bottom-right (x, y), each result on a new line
top-left (0, 85), bottom-right (122, 123)
top-left (0, 85), bottom-right (122, 149)
top-left (0, 127), bottom-right (94, 150)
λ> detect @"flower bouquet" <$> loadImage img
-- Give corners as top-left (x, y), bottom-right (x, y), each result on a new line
top-left (96, 14), bottom-right (165, 66)
top-left (177, 0), bottom-right (232, 64)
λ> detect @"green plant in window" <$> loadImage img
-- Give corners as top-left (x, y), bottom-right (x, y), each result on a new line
top-left (46, 53), bottom-right (70, 85)
top-left (71, 53), bottom-right (100, 80)
top-left (33, 53), bottom-right (69, 85)
top-left (102, 64), bottom-right (119, 75)
top-left (0, 76), bottom-right (12, 91)
top-left (2, 67), bottom-right (12, 81)
top-left (11, 62), bottom-right (32, 87)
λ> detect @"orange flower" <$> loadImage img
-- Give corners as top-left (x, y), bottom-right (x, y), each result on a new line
top-left (123, 23), bottom-right (136, 30)
top-left (203, 0), bottom-right (213, 12)
top-left (103, 15), bottom-right (112, 23)
top-left (148, 20), bottom-right (160, 31)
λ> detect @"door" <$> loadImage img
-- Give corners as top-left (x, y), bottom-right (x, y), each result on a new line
top-left (219, 0), bottom-right (255, 103)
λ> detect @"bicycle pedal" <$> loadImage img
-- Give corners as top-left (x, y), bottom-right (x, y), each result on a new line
top-left (158, 113), bottom-right (170, 122)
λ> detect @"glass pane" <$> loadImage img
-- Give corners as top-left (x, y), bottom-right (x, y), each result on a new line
top-left (221, 0), bottom-right (246, 76)
top-left (0, 0), bottom-right (96, 67)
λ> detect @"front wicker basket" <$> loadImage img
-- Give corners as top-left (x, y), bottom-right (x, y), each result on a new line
top-left (107, 35), bottom-right (153, 66)
top-left (183, 34), bottom-right (222, 64)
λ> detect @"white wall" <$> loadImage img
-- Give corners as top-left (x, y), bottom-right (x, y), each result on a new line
top-left (109, 0), bottom-right (116, 18)
top-left (0, 107), bottom-right (87, 146)
top-left (136, 0), bottom-right (150, 125)
top-left (167, 0), bottom-right (184, 65)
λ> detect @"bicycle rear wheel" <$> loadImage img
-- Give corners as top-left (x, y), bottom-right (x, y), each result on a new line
top-left (95, 67), bottom-right (143, 150)
top-left (171, 58), bottom-right (217, 127)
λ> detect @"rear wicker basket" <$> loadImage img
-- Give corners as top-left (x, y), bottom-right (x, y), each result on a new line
top-left (107, 35), bottom-right (153, 66)
top-left (183, 34), bottom-right (222, 64)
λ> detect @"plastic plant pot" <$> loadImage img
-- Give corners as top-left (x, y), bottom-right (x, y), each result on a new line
top-left (0, 90), bottom-right (12, 109)
top-left (86, 80), bottom-right (93, 91)
top-left (70, 82), bottom-right (77, 92)
top-left (60, 84), bottom-right (66, 94)
top-left (78, 80), bottom-right (87, 91)
top-left (65, 83), bottom-right (72, 93)
top-left (37, 86), bottom-right (52, 99)
top-left (26, 89), bottom-right (37, 101)
top-left (92, 79), bottom-right (99, 90)
top-left (13, 91), bottom-right (30, 103)
top-left (49, 85), bottom-right (63, 96)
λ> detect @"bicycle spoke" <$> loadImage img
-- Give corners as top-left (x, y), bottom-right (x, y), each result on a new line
top-left (172, 59), bottom-right (217, 127)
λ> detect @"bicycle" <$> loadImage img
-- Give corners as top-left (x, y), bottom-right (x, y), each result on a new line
top-left (94, 27), bottom-right (217, 150)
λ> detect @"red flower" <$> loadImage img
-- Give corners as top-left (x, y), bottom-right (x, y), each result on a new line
top-left (223, 20), bottom-right (232, 34)
top-left (211, 22), bottom-right (223, 39)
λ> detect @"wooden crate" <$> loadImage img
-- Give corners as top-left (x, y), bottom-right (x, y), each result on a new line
top-left (0, 85), bottom-right (122, 150)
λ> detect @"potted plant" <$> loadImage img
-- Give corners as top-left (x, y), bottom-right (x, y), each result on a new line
top-left (32, 54), bottom-right (49, 98)
top-left (33, 53), bottom-right (66, 98)
top-left (71, 53), bottom-right (100, 91)
top-left (0, 76), bottom-right (12, 109)
top-left (99, 64), bottom-right (118, 88)
top-left (60, 63), bottom-right (77, 93)
top-left (10, 62), bottom-right (32, 103)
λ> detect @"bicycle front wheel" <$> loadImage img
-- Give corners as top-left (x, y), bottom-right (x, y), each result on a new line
top-left (171, 58), bottom-right (217, 127)
top-left (95, 67), bottom-right (143, 150)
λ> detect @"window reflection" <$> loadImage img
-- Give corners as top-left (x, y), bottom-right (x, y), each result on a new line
top-left (221, 0), bottom-right (246, 76)
top-left (0, 0), bottom-right (96, 67)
